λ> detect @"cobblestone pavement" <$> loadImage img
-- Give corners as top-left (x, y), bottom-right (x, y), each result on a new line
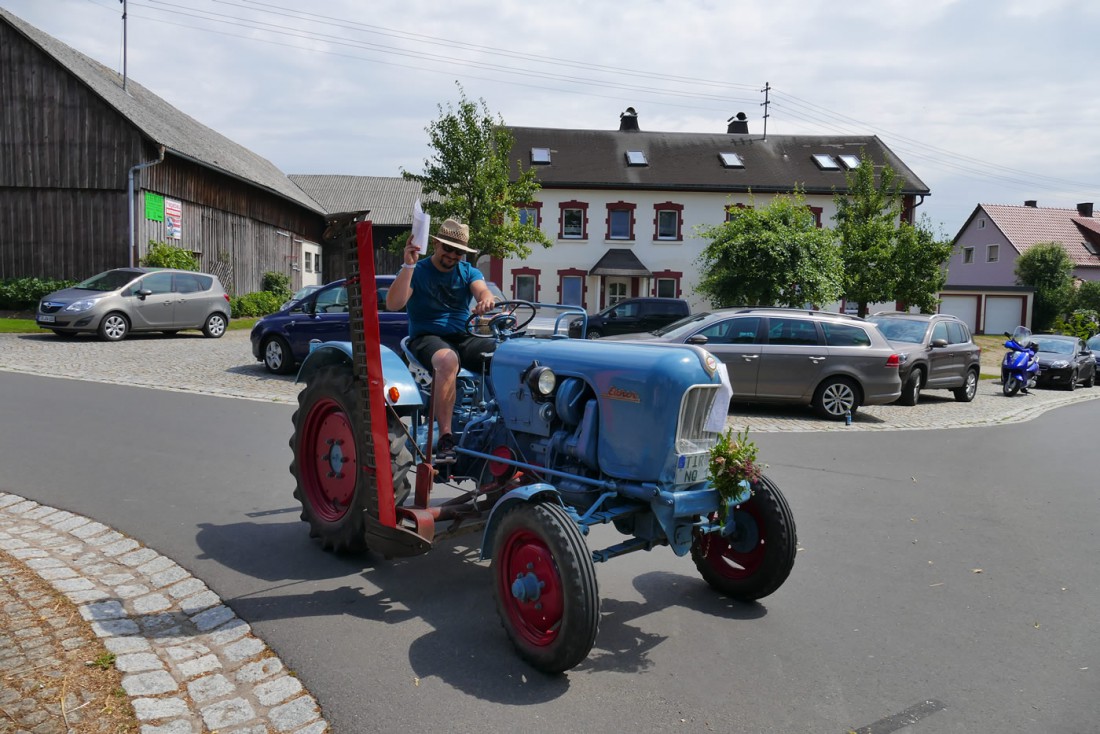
top-left (1, 329), bottom-right (1098, 732)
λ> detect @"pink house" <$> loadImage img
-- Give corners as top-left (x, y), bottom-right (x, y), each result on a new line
top-left (940, 201), bottom-right (1100, 334)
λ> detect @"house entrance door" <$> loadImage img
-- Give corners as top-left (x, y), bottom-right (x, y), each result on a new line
top-left (605, 277), bottom-right (629, 307)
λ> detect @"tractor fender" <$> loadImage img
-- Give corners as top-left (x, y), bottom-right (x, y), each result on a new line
top-left (479, 484), bottom-right (566, 561)
top-left (295, 341), bottom-right (422, 407)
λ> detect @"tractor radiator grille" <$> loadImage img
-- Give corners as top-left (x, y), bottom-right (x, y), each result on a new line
top-left (676, 384), bottom-right (720, 454)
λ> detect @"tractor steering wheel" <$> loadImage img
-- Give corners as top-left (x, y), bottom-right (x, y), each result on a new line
top-left (465, 300), bottom-right (537, 339)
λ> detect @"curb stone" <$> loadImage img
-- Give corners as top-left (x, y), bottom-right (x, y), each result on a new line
top-left (0, 492), bottom-right (331, 734)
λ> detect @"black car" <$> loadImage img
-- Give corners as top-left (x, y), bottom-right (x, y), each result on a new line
top-left (866, 312), bottom-right (982, 405)
top-left (1031, 334), bottom-right (1096, 390)
top-left (567, 297), bottom-right (689, 339)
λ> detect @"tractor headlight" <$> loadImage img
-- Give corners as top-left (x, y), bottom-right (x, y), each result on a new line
top-left (526, 365), bottom-right (557, 398)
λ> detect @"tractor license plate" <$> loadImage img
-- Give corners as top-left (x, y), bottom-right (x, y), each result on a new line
top-left (675, 452), bottom-right (708, 485)
top-left (38, 315), bottom-right (55, 323)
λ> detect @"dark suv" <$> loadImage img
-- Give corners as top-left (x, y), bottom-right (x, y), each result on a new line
top-left (568, 297), bottom-right (690, 339)
top-left (866, 312), bottom-right (981, 405)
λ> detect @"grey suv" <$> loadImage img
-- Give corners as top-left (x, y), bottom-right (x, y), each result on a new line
top-left (866, 312), bottom-right (981, 405)
top-left (610, 307), bottom-right (902, 420)
top-left (36, 267), bottom-right (231, 342)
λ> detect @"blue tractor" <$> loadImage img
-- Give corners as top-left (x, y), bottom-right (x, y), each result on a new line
top-left (289, 220), bottom-right (797, 673)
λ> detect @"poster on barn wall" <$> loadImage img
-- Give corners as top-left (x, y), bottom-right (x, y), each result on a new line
top-left (165, 198), bottom-right (182, 240)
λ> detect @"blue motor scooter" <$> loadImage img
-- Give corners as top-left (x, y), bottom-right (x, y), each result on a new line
top-left (1001, 326), bottom-right (1039, 396)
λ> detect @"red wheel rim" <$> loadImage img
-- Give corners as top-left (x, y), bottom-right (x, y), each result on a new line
top-left (300, 397), bottom-right (358, 522)
top-left (497, 528), bottom-right (564, 647)
top-left (702, 502), bottom-right (766, 580)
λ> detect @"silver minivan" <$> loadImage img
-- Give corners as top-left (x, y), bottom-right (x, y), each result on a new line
top-left (608, 307), bottom-right (902, 420)
top-left (37, 267), bottom-right (231, 341)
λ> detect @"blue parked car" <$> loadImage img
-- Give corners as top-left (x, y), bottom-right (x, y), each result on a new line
top-left (251, 276), bottom-right (408, 374)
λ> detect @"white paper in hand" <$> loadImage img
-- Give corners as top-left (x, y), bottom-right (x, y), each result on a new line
top-left (411, 200), bottom-right (430, 254)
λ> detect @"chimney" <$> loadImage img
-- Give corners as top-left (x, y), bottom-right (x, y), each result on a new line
top-left (1024, 200), bottom-right (1038, 207)
top-left (1077, 202), bottom-right (1094, 217)
top-left (727, 112), bottom-right (749, 134)
top-left (619, 107), bottom-right (639, 132)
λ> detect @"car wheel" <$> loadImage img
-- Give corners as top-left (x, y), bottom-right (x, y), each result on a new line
top-left (1067, 369), bottom-right (1078, 391)
top-left (586, 329), bottom-right (602, 339)
top-left (262, 336), bottom-right (296, 375)
top-left (812, 376), bottom-right (859, 420)
top-left (1086, 369), bottom-right (1096, 388)
top-left (953, 368), bottom-right (979, 402)
top-left (203, 313), bottom-right (227, 338)
top-left (899, 369), bottom-right (922, 406)
top-left (97, 312), bottom-right (129, 342)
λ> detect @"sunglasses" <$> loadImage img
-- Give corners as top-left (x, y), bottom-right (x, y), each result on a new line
top-left (440, 243), bottom-right (465, 255)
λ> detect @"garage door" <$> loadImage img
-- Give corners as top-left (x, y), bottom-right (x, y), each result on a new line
top-left (985, 296), bottom-right (1025, 335)
top-left (939, 296), bottom-right (978, 332)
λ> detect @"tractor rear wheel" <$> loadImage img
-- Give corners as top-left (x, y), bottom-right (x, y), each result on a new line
top-left (691, 474), bottom-right (796, 601)
top-left (491, 502), bottom-right (599, 673)
top-left (290, 364), bottom-right (412, 554)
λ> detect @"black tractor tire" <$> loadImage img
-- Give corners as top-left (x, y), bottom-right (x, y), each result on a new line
top-left (812, 376), bottom-right (860, 420)
top-left (290, 365), bottom-right (413, 554)
top-left (491, 502), bottom-right (600, 673)
top-left (262, 335), bottom-right (296, 375)
top-left (899, 369), bottom-right (923, 406)
top-left (953, 368), bottom-right (979, 402)
top-left (691, 473), bottom-right (797, 601)
top-left (97, 312), bottom-right (129, 342)
top-left (203, 312), bottom-right (228, 338)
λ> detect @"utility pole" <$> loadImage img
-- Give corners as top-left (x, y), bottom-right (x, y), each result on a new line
top-left (760, 81), bottom-right (770, 140)
top-left (119, 0), bottom-right (128, 91)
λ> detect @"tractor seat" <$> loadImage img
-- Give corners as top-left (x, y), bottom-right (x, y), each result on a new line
top-left (399, 336), bottom-right (479, 388)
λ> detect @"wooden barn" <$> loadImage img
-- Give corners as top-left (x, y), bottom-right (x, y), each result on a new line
top-left (0, 8), bottom-right (326, 296)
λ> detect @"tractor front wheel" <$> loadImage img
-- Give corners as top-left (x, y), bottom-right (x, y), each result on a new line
top-left (290, 364), bottom-right (412, 554)
top-left (491, 502), bottom-right (599, 673)
top-left (691, 474), bottom-right (796, 601)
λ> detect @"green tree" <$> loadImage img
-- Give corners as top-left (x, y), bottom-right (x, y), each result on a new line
top-left (142, 240), bottom-right (197, 270)
top-left (1073, 279), bottom-right (1100, 315)
top-left (833, 151), bottom-right (904, 316)
top-left (1015, 242), bottom-right (1074, 330)
top-left (402, 85), bottom-right (551, 260)
top-left (696, 191), bottom-right (842, 307)
top-left (892, 216), bottom-right (954, 313)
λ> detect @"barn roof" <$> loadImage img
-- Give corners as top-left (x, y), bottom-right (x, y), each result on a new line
top-left (288, 175), bottom-right (424, 223)
top-left (0, 7), bottom-right (322, 214)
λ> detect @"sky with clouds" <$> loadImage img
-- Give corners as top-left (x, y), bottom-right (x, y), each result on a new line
top-left (4, 0), bottom-right (1099, 234)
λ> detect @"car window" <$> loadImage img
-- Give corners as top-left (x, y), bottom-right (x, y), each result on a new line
top-left (700, 316), bottom-right (761, 345)
top-left (76, 269), bottom-right (142, 291)
top-left (613, 302), bottom-right (639, 318)
top-left (946, 321), bottom-right (969, 344)
top-left (139, 273), bottom-right (174, 295)
top-left (767, 317), bottom-right (820, 346)
top-left (931, 322), bottom-right (949, 342)
top-left (173, 274), bottom-right (203, 294)
top-left (822, 322), bottom-right (871, 347)
top-left (869, 318), bottom-right (926, 343)
top-left (314, 286), bottom-right (348, 314)
top-left (1034, 338), bottom-right (1073, 354)
top-left (652, 313), bottom-right (711, 337)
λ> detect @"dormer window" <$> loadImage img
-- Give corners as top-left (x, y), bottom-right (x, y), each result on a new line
top-left (719, 152), bottom-right (744, 168)
top-left (625, 150), bottom-right (648, 166)
top-left (812, 153), bottom-right (840, 170)
top-left (530, 147), bottom-right (551, 165)
top-left (838, 154), bottom-right (860, 169)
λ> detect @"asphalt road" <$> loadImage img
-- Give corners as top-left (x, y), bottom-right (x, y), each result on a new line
top-left (0, 368), bottom-right (1096, 733)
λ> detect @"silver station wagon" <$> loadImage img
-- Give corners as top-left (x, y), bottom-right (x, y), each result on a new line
top-left (36, 267), bottom-right (231, 341)
top-left (609, 307), bottom-right (902, 420)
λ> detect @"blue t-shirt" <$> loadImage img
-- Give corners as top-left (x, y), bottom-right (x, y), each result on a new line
top-left (404, 260), bottom-right (485, 338)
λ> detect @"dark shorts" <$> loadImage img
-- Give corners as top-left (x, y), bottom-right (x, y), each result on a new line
top-left (407, 333), bottom-right (497, 376)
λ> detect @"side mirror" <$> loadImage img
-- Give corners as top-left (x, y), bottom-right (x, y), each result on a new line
top-left (686, 335), bottom-right (709, 345)
top-left (930, 338), bottom-right (948, 348)
top-left (136, 288), bottom-right (152, 299)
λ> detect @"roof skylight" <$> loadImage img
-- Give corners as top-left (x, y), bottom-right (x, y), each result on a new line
top-left (719, 152), bottom-right (744, 168)
top-left (812, 153), bottom-right (840, 170)
top-left (530, 147), bottom-right (551, 165)
top-left (838, 154), bottom-right (861, 169)
top-left (625, 150), bottom-right (648, 166)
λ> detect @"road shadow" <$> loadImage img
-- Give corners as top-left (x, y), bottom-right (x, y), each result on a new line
top-left (194, 515), bottom-right (775, 703)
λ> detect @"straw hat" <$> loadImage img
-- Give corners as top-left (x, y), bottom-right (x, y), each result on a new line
top-left (431, 218), bottom-right (476, 253)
